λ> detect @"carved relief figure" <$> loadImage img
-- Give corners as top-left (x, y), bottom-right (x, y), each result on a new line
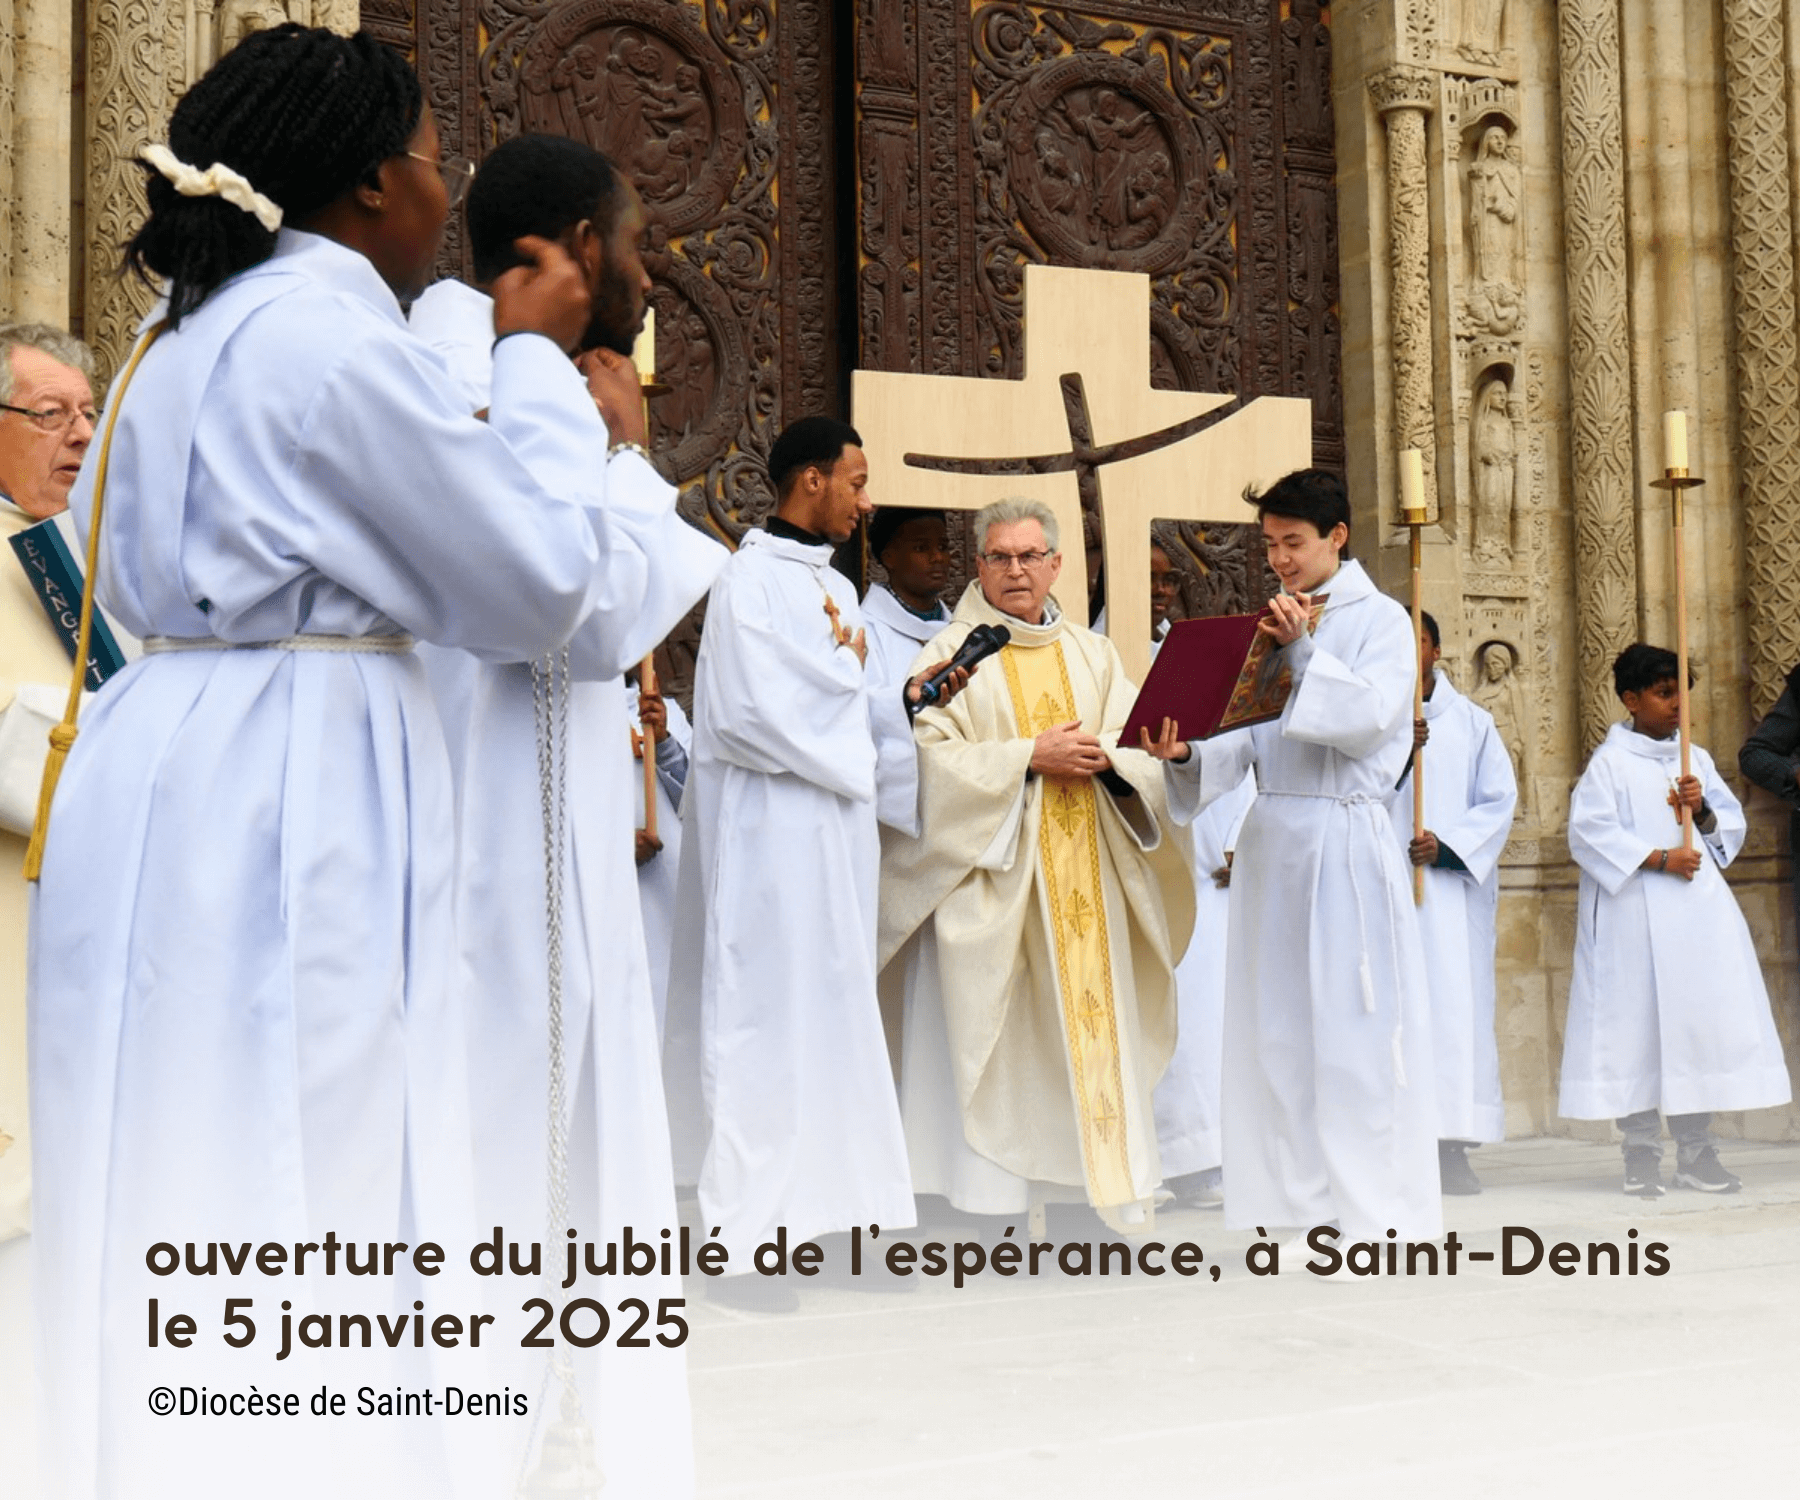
top-left (219, 0), bottom-right (297, 54)
top-left (1034, 128), bottom-right (1089, 223)
top-left (1471, 375), bottom-right (1516, 562)
top-left (651, 295), bottom-right (717, 447)
top-left (1472, 640), bottom-right (1531, 799)
top-left (1074, 88), bottom-right (1161, 248)
top-left (1468, 125), bottom-right (1520, 287)
top-left (544, 27), bottom-right (715, 209)
top-left (1462, 0), bottom-right (1507, 59)
top-left (1123, 152), bottom-right (1176, 249)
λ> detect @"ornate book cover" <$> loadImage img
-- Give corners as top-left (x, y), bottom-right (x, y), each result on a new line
top-left (1120, 596), bottom-right (1327, 744)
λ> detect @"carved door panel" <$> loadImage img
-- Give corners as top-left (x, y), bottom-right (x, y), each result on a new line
top-left (395, 0), bottom-right (1340, 659)
top-left (853, 0), bottom-right (1341, 616)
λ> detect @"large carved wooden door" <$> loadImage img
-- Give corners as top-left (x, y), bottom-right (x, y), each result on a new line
top-left (852, 0), bottom-right (1341, 614)
top-left (382, 0), bottom-right (1340, 654)
top-left (371, 0), bottom-right (844, 537)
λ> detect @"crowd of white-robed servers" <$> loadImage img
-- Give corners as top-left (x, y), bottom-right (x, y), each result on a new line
top-left (0, 23), bottom-right (1789, 1500)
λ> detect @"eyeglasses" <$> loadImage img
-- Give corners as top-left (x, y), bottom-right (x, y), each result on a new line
top-left (0, 401), bottom-right (98, 434)
top-left (406, 151), bottom-right (476, 209)
top-left (979, 550), bottom-right (1055, 572)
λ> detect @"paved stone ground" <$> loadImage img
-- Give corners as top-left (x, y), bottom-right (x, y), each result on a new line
top-left (5, 1136), bottom-right (1797, 1497)
top-left (682, 1137), bottom-right (1800, 1500)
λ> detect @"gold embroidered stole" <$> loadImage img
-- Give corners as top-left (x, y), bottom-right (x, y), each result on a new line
top-left (1000, 640), bottom-right (1135, 1208)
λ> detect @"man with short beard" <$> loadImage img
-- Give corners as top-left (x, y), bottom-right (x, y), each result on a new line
top-left (410, 134), bottom-right (727, 1499)
top-left (0, 322), bottom-right (97, 1243)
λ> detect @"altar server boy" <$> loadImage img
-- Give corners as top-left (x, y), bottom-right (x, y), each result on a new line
top-left (1561, 644), bottom-right (1791, 1196)
top-left (1389, 611), bottom-right (1517, 1194)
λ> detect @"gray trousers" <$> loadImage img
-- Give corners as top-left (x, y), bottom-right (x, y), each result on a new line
top-left (1617, 1109), bottom-right (1712, 1166)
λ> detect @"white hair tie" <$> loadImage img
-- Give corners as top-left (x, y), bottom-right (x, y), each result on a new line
top-left (140, 144), bottom-right (283, 234)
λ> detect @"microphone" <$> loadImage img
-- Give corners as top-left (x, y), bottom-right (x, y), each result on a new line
top-left (912, 623), bottom-right (1011, 709)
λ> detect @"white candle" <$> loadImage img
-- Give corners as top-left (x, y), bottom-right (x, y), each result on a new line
top-left (1662, 409), bottom-right (1688, 473)
top-left (631, 305), bottom-right (656, 382)
top-left (1399, 447), bottom-right (1426, 517)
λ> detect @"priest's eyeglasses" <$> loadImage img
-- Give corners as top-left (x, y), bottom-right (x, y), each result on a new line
top-left (406, 151), bottom-right (477, 209)
top-left (0, 401), bottom-right (99, 433)
top-left (979, 549), bottom-right (1055, 571)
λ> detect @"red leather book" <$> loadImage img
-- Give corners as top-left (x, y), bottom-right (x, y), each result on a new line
top-left (1121, 597), bottom-right (1327, 744)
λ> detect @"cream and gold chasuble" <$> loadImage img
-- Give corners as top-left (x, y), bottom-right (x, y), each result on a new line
top-left (879, 583), bottom-right (1195, 1228)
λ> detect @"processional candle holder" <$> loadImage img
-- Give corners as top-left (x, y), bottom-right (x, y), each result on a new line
top-left (1399, 448), bottom-right (1428, 905)
top-left (1650, 410), bottom-right (1705, 851)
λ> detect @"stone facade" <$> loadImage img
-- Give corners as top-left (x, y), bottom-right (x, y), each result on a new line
top-left (1, 0), bottom-right (356, 373)
top-left (1335, 0), bottom-right (1798, 1142)
top-left (2, 0), bottom-right (1796, 1139)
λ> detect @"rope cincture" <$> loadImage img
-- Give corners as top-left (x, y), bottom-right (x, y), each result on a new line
top-left (519, 645), bottom-right (604, 1498)
top-left (23, 320), bottom-right (170, 882)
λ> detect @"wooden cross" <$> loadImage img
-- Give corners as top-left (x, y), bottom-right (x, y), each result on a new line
top-left (854, 264), bottom-right (1313, 686)
top-left (822, 593), bottom-right (855, 649)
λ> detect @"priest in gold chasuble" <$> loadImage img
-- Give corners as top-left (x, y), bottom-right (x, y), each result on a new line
top-left (878, 498), bottom-right (1194, 1231)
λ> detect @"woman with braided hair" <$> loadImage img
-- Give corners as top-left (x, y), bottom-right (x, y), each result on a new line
top-left (28, 25), bottom-right (656, 1498)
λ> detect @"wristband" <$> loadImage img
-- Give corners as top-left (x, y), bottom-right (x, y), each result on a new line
top-left (608, 440), bottom-right (650, 461)
top-left (1658, 848), bottom-right (1669, 871)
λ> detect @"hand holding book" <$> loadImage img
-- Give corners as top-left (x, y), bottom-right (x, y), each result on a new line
top-left (1120, 593), bottom-right (1328, 749)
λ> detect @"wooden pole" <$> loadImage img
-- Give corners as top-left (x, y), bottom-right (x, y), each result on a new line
top-left (1672, 485), bottom-right (1692, 851)
top-left (1400, 448), bottom-right (1427, 905)
top-left (1409, 523), bottom-right (1426, 902)
top-left (631, 309), bottom-right (661, 843)
top-left (1655, 412), bottom-right (1701, 852)
top-left (640, 655), bottom-right (659, 842)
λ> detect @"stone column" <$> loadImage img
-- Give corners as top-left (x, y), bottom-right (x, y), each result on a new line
top-left (1723, 0), bottom-right (1800, 714)
top-left (1369, 66), bottom-right (1439, 511)
top-left (85, 0), bottom-right (174, 376)
top-left (9, 0), bottom-right (76, 321)
top-left (1556, 0), bottom-right (1638, 751)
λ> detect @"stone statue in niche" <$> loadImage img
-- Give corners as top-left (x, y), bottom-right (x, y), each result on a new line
top-left (1472, 639), bottom-right (1531, 801)
top-left (1471, 374), bottom-right (1516, 563)
top-left (1461, 0), bottom-right (1508, 63)
top-left (1467, 125), bottom-right (1520, 288)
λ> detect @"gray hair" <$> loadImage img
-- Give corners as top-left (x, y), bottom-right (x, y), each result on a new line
top-left (973, 496), bottom-right (1060, 554)
top-left (0, 323), bottom-right (97, 404)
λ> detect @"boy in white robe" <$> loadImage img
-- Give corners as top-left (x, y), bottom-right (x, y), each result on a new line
top-left (863, 506), bottom-right (952, 835)
top-left (664, 418), bottom-right (964, 1312)
top-left (1142, 539), bottom-right (1254, 1210)
top-left (1561, 643), bottom-right (1791, 1196)
top-left (1388, 610), bottom-right (1517, 1195)
top-left (1144, 469), bottom-right (1441, 1244)
top-left (864, 508), bottom-right (953, 1072)
top-left (409, 136), bottom-right (726, 1497)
